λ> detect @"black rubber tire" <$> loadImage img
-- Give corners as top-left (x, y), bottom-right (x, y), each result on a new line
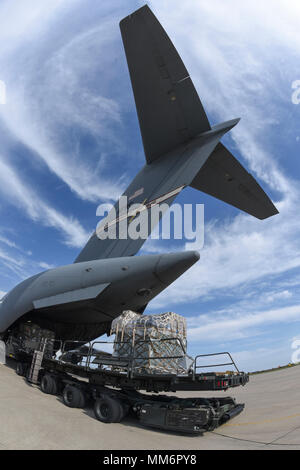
top-left (121, 403), bottom-right (130, 420)
top-left (94, 396), bottom-right (124, 423)
top-left (40, 374), bottom-right (58, 395)
top-left (62, 385), bottom-right (86, 408)
top-left (25, 367), bottom-right (32, 382)
top-left (16, 362), bottom-right (26, 376)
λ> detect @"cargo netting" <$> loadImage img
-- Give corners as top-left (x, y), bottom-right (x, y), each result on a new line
top-left (110, 311), bottom-right (187, 375)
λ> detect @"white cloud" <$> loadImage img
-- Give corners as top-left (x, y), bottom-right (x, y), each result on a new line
top-left (186, 304), bottom-right (300, 343)
top-left (0, 245), bottom-right (29, 279)
top-left (0, 158), bottom-right (89, 248)
top-left (0, 235), bottom-right (17, 249)
top-left (227, 344), bottom-right (294, 372)
top-left (38, 262), bottom-right (55, 270)
top-left (0, 0), bottom-right (126, 203)
top-left (0, 0), bottom-right (68, 44)
top-left (0, 247), bottom-right (25, 268)
top-left (150, 197), bottom-right (300, 308)
top-left (265, 290), bottom-right (292, 303)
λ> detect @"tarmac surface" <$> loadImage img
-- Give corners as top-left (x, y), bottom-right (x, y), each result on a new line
top-left (0, 359), bottom-right (299, 450)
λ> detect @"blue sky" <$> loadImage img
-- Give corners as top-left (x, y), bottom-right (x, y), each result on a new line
top-left (0, 0), bottom-right (300, 372)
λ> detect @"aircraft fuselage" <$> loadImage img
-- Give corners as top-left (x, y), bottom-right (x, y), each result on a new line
top-left (0, 251), bottom-right (199, 341)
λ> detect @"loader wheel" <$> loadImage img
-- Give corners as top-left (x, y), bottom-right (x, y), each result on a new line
top-left (16, 362), bottom-right (26, 377)
top-left (62, 385), bottom-right (86, 408)
top-left (40, 374), bottom-right (58, 395)
top-left (94, 396), bottom-right (124, 423)
top-left (119, 402), bottom-right (129, 421)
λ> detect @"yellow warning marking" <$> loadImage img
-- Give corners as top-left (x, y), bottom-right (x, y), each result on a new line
top-left (223, 413), bottom-right (300, 427)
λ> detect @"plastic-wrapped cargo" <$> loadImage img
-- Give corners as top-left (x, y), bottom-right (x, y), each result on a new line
top-left (110, 311), bottom-right (187, 374)
top-left (18, 322), bottom-right (55, 356)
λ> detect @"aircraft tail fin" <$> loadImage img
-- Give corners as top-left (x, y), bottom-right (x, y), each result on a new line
top-left (120, 5), bottom-right (211, 164)
top-left (120, 6), bottom-right (278, 221)
top-left (74, 6), bottom-right (278, 264)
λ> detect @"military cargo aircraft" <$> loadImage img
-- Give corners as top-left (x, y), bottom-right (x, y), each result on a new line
top-left (0, 5), bottom-right (278, 343)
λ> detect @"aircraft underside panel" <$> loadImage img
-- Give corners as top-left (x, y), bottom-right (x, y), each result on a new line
top-left (19, 311), bottom-right (112, 343)
top-left (33, 283), bottom-right (110, 309)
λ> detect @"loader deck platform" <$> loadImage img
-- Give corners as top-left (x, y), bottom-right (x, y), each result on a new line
top-left (33, 339), bottom-right (249, 393)
top-left (6, 335), bottom-right (249, 392)
top-left (6, 335), bottom-right (248, 433)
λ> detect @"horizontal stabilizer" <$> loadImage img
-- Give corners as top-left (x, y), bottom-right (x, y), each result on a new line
top-left (120, 5), bottom-right (211, 164)
top-left (190, 143), bottom-right (278, 220)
